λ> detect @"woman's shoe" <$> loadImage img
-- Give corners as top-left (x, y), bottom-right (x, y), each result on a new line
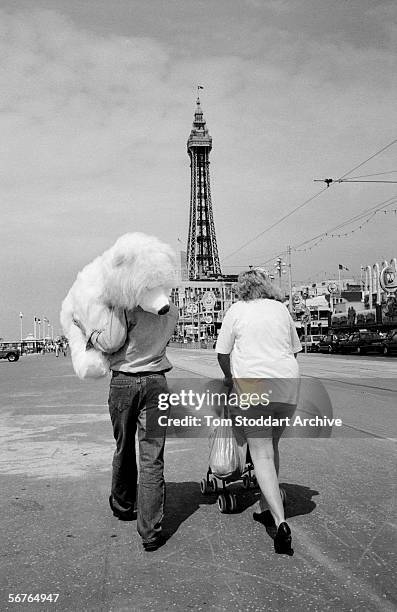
top-left (274, 522), bottom-right (294, 556)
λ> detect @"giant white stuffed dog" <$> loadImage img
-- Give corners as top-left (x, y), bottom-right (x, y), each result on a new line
top-left (60, 232), bottom-right (177, 379)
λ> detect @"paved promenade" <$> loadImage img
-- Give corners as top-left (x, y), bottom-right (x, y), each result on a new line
top-left (0, 350), bottom-right (396, 611)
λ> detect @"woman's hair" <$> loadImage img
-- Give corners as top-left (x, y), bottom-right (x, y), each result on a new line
top-left (236, 268), bottom-right (284, 302)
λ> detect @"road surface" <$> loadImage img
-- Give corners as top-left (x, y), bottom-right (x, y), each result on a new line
top-left (0, 349), bottom-right (395, 611)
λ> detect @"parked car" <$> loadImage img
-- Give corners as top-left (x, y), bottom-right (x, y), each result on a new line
top-left (338, 331), bottom-right (384, 355)
top-left (317, 334), bottom-right (342, 354)
top-left (300, 334), bottom-right (322, 353)
top-left (383, 330), bottom-right (397, 355)
top-left (0, 342), bottom-right (20, 362)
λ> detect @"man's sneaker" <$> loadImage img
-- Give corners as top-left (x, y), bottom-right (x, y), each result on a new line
top-left (109, 495), bottom-right (136, 521)
top-left (142, 535), bottom-right (166, 552)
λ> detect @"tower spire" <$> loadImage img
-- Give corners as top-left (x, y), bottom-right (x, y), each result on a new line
top-left (186, 93), bottom-right (221, 280)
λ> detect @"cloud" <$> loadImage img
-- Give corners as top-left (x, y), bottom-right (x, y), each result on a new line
top-left (0, 9), bottom-right (171, 184)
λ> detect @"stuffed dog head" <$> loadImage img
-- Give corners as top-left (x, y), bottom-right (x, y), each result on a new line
top-left (101, 232), bottom-right (176, 314)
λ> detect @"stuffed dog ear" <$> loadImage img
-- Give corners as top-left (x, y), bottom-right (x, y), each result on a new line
top-left (112, 253), bottom-right (126, 267)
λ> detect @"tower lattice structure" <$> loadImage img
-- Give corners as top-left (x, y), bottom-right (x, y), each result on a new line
top-left (186, 96), bottom-right (221, 280)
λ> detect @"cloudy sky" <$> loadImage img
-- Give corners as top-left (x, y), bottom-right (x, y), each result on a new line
top-left (1, 0), bottom-right (396, 339)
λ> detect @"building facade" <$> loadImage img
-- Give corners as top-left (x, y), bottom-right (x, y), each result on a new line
top-left (171, 280), bottom-right (237, 344)
top-left (361, 258), bottom-right (397, 327)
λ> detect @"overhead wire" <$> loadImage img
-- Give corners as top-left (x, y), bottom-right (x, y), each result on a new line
top-left (336, 138), bottom-right (397, 180)
top-left (337, 179), bottom-right (397, 183)
top-left (293, 195), bottom-right (397, 252)
top-left (241, 197), bottom-right (397, 265)
top-left (222, 137), bottom-right (397, 261)
top-left (222, 187), bottom-right (328, 260)
top-left (347, 171), bottom-right (397, 179)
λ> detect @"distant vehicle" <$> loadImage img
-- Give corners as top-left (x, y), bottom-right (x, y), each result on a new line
top-left (383, 330), bottom-right (397, 355)
top-left (317, 334), bottom-right (342, 354)
top-left (301, 334), bottom-right (322, 353)
top-left (339, 331), bottom-right (384, 355)
top-left (0, 342), bottom-right (20, 362)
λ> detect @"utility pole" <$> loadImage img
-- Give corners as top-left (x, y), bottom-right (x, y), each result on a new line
top-left (287, 246), bottom-right (293, 313)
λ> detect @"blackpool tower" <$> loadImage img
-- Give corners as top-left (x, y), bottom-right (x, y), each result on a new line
top-left (186, 94), bottom-right (221, 280)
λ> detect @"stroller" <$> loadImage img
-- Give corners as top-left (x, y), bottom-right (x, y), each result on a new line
top-left (200, 404), bottom-right (258, 513)
top-left (200, 448), bottom-right (257, 513)
top-left (200, 404), bottom-right (287, 513)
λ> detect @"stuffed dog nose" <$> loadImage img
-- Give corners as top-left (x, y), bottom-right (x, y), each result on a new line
top-left (138, 287), bottom-right (171, 315)
top-left (158, 304), bottom-right (170, 315)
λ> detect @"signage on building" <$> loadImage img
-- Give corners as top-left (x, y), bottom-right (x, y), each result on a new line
top-left (382, 295), bottom-right (397, 322)
top-left (301, 308), bottom-right (311, 324)
top-left (380, 265), bottom-right (397, 293)
top-left (186, 303), bottom-right (198, 315)
top-left (202, 291), bottom-right (216, 309)
top-left (292, 293), bottom-right (304, 312)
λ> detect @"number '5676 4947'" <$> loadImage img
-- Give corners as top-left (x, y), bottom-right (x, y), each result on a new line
top-left (8, 593), bottom-right (59, 603)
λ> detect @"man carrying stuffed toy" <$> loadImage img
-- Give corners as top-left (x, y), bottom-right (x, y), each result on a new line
top-left (87, 303), bottom-right (178, 551)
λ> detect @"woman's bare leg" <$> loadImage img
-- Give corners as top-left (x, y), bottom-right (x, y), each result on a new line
top-left (248, 436), bottom-right (284, 527)
top-left (272, 404), bottom-right (296, 478)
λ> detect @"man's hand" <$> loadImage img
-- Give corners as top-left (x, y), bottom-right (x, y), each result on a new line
top-left (72, 317), bottom-right (87, 336)
top-left (72, 302), bottom-right (112, 339)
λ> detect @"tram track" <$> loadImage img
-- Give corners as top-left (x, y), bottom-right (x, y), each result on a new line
top-left (172, 361), bottom-right (397, 394)
top-left (302, 375), bottom-right (397, 394)
top-left (171, 363), bottom-right (396, 441)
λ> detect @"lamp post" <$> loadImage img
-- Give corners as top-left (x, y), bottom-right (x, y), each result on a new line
top-left (43, 317), bottom-right (49, 342)
top-left (19, 312), bottom-right (23, 342)
top-left (274, 257), bottom-right (287, 290)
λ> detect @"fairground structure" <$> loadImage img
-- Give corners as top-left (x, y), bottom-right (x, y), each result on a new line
top-left (291, 257), bottom-right (397, 338)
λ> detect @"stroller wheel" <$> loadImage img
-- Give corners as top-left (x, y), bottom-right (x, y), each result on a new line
top-left (242, 475), bottom-right (250, 489)
top-left (209, 477), bottom-right (218, 493)
top-left (218, 493), bottom-right (228, 513)
top-left (228, 493), bottom-right (237, 512)
top-left (200, 478), bottom-right (209, 495)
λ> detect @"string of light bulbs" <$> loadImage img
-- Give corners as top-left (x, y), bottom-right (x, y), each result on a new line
top-left (294, 207), bottom-right (397, 252)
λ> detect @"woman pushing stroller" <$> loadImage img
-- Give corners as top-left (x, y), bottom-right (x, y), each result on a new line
top-left (215, 268), bottom-right (302, 556)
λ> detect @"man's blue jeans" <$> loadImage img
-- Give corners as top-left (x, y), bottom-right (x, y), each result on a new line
top-left (108, 371), bottom-right (169, 544)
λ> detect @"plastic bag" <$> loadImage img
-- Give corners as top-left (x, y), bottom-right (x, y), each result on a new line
top-left (208, 419), bottom-right (247, 479)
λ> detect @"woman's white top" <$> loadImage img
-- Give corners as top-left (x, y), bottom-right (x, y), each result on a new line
top-left (215, 299), bottom-right (302, 404)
